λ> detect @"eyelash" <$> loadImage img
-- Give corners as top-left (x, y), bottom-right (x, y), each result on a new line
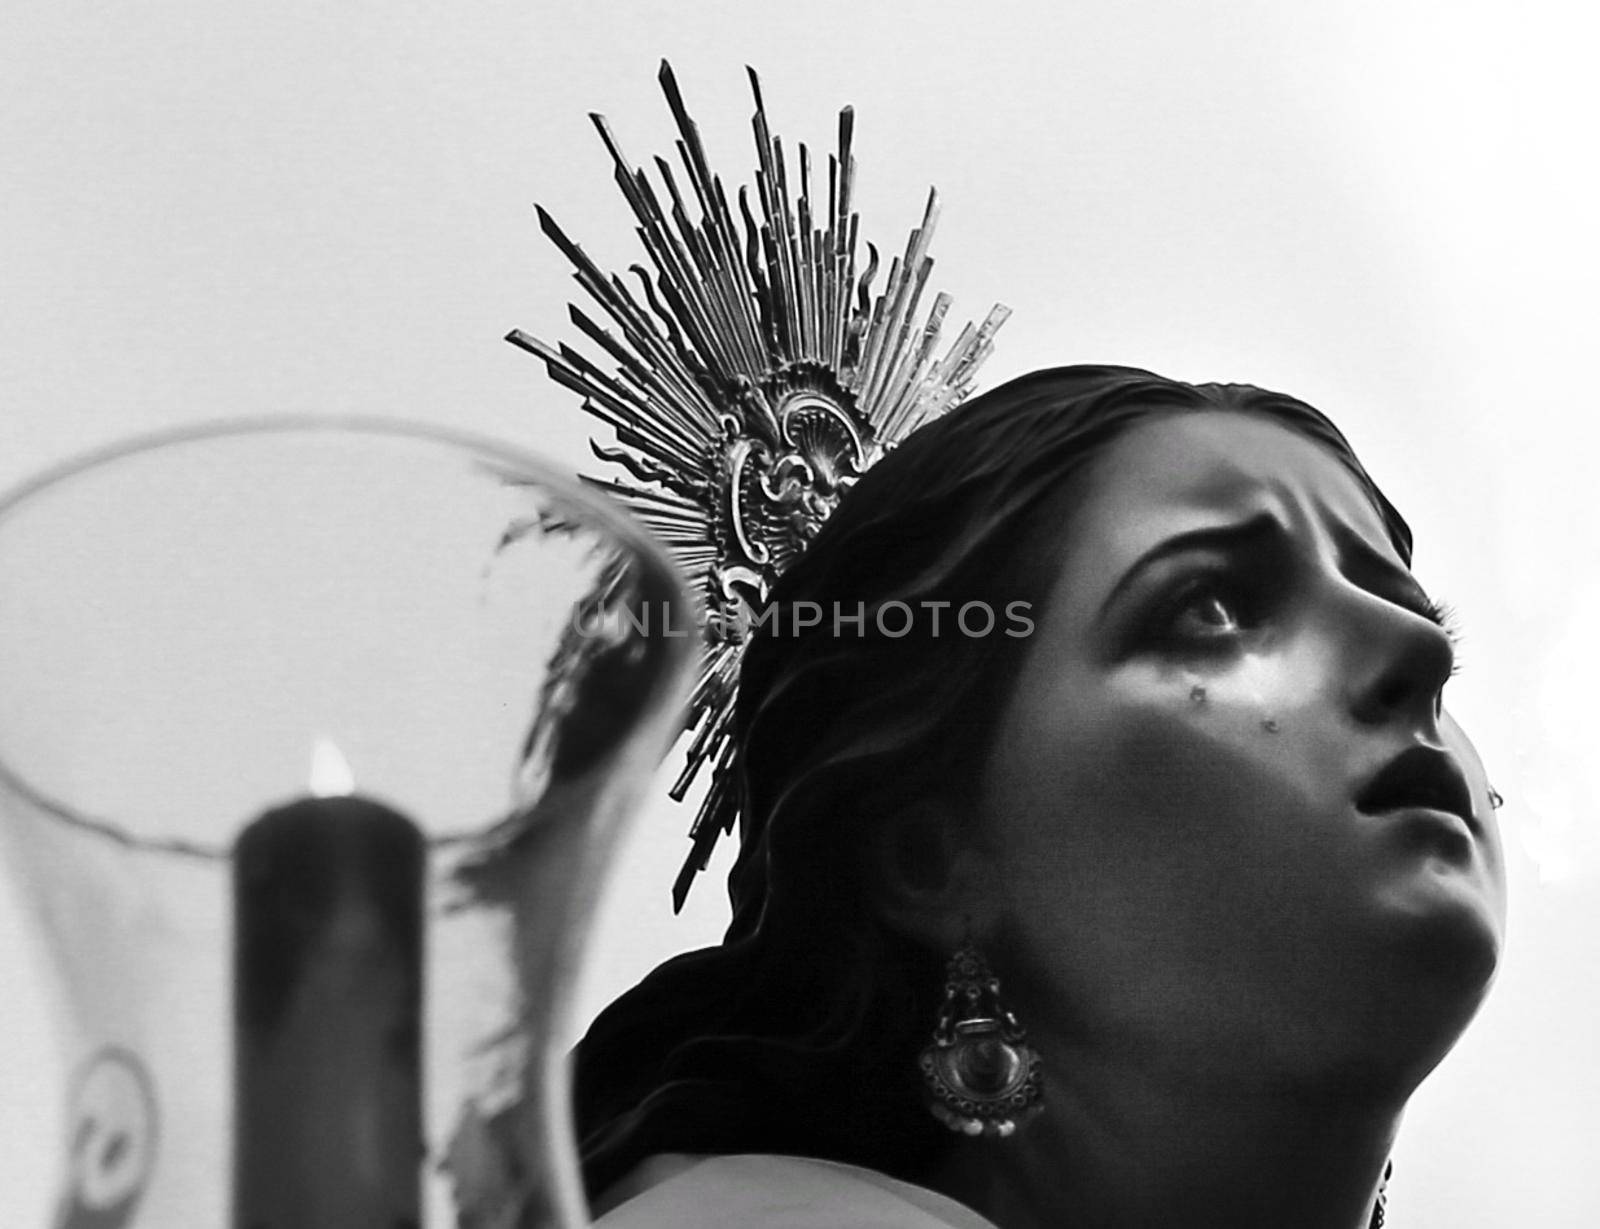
top-left (1417, 596), bottom-right (1462, 643)
top-left (1416, 596), bottom-right (1465, 676)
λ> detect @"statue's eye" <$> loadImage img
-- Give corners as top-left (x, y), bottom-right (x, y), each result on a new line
top-left (1178, 591), bottom-right (1241, 634)
top-left (1154, 576), bottom-right (1258, 646)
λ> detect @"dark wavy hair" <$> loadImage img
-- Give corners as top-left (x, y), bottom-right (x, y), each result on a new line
top-left (572, 364), bottom-right (1413, 1199)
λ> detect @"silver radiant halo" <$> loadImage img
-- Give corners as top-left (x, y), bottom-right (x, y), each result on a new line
top-left (508, 62), bottom-right (1008, 908)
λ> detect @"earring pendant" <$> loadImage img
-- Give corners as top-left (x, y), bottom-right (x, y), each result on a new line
top-left (918, 943), bottom-right (1043, 1138)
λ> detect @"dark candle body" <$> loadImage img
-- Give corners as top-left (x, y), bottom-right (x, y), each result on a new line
top-left (233, 795), bottom-right (426, 1229)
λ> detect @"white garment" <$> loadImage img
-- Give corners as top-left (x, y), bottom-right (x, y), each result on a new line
top-left (591, 1153), bottom-right (1001, 1228)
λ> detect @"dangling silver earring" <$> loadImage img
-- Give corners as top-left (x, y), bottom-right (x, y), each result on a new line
top-left (918, 941), bottom-right (1043, 1138)
top-left (1369, 1158), bottom-right (1393, 1229)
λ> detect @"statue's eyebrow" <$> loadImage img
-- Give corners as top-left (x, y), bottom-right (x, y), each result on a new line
top-left (1097, 512), bottom-right (1281, 618)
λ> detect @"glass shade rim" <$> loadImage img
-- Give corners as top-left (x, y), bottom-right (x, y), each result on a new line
top-left (0, 413), bottom-right (695, 857)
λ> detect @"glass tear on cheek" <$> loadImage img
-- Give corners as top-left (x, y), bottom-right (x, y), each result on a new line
top-left (1261, 718), bottom-right (1280, 734)
top-left (1189, 685), bottom-right (1207, 706)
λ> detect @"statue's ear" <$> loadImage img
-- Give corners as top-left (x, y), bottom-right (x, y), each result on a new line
top-left (866, 799), bottom-right (1000, 952)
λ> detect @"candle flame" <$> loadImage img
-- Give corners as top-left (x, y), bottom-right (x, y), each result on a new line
top-left (308, 738), bottom-right (356, 797)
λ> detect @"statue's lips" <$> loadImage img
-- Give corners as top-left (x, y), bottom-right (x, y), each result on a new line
top-left (1375, 804), bottom-right (1475, 861)
top-left (1355, 744), bottom-right (1477, 833)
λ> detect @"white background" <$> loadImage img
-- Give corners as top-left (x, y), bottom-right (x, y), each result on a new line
top-left (2, 1), bottom-right (1598, 1224)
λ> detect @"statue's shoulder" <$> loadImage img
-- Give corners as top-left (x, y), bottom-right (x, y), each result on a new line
top-left (592, 1152), bottom-right (999, 1229)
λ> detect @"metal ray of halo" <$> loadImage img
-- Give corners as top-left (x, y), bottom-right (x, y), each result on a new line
top-left (507, 61), bottom-right (1010, 911)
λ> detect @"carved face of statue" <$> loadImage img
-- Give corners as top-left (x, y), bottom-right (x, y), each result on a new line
top-left (973, 410), bottom-right (1506, 1078)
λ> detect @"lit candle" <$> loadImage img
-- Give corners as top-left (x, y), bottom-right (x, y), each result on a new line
top-left (232, 741), bottom-right (425, 1229)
